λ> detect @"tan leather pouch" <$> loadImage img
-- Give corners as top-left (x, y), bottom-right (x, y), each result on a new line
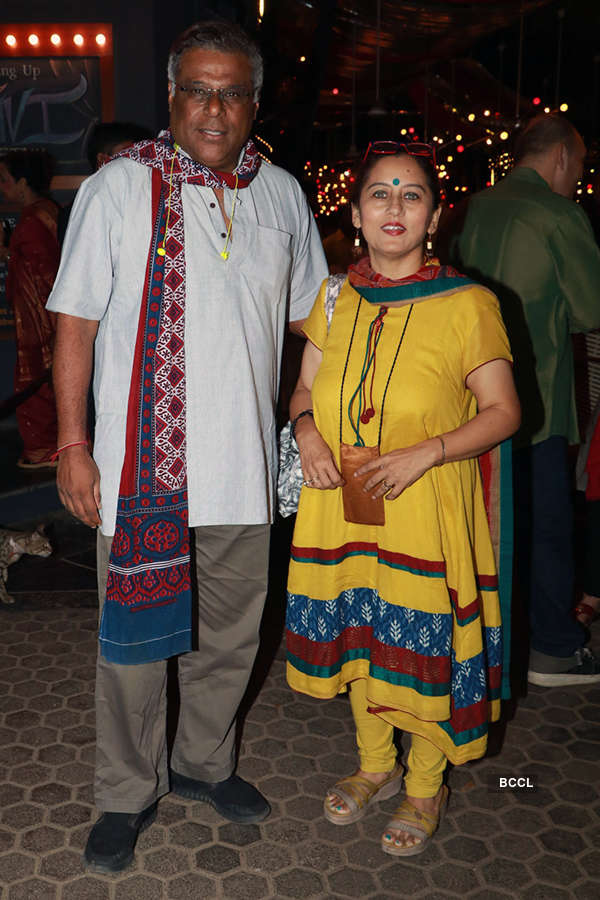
top-left (339, 443), bottom-right (385, 526)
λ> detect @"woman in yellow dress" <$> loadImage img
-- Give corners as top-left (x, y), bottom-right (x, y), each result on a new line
top-left (286, 142), bottom-right (520, 856)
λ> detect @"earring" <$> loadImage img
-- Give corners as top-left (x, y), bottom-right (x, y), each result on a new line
top-left (425, 234), bottom-right (434, 260)
top-left (352, 227), bottom-right (362, 258)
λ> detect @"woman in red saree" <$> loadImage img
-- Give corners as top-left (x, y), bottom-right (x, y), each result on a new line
top-left (0, 150), bottom-right (60, 467)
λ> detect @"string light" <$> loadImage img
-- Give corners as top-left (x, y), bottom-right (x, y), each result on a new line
top-left (5, 34), bottom-right (16, 47)
top-left (73, 33), bottom-right (84, 46)
top-left (304, 163), bottom-right (353, 218)
top-left (499, 131), bottom-right (509, 141)
top-left (467, 113), bottom-right (475, 122)
top-left (95, 33), bottom-right (106, 46)
top-left (50, 33), bottom-right (61, 46)
top-left (559, 102), bottom-right (569, 112)
top-left (255, 134), bottom-right (273, 153)
top-left (28, 34), bottom-right (39, 46)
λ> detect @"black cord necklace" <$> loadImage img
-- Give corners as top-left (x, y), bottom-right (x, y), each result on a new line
top-left (338, 298), bottom-right (414, 447)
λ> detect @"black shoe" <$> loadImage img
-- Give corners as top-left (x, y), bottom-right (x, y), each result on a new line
top-left (170, 771), bottom-right (271, 823)
top-left (528, 647), bottom-right (600, 687)
top-left (83, 802), bottom-right (157, 873)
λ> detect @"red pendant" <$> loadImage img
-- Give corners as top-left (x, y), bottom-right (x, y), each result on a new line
top-left (360, 408), bottom-right (375, 424)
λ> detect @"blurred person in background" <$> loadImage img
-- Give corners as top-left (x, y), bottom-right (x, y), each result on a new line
top-left (0, 149), bottom-right (60, 468)
top-left (57, 121), bottom-right (153, 246)
top-left (455, 114), bottom-right (600, 686)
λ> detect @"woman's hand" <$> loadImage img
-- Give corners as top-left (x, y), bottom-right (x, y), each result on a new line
top-left (289, 338), bottom-right (344, 491)
top-left (296, 421), bottom-right (345, 490)
top-left (356, 439), bottom-right (441, 500)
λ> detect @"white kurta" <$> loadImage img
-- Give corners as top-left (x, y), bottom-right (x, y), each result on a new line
top-left (48, 156), bottom-right (327, 535)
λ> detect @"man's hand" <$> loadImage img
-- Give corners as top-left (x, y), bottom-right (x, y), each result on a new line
top-left (57, 445), bottom-right (102, 527)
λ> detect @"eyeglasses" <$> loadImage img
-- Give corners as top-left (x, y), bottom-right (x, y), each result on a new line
top-left (363, 141), bottom-right (436, 167)
top-left (175, 83), bottom-right (254, 107)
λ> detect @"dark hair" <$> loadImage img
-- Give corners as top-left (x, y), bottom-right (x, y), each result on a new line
top-left (0, 148), bottom-right (55, 195)
top-left (514, 113), bottom-right (579, 163)
top-left (167, 20), bottom-right (263, 101)
top-left (86, 121), bottom-right (153, 170)
top-left (351, 151), bottom-right (441, 209)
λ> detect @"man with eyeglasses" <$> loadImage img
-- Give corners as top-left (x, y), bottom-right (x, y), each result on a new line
top-left (48, 20), bottom-right (327, 872)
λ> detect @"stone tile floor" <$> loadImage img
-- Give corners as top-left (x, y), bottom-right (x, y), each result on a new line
top-left (1, 512), bottom-right (599, 899)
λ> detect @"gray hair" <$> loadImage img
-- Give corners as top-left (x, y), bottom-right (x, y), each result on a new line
top-left (167, 20), bottom-right (263, 102)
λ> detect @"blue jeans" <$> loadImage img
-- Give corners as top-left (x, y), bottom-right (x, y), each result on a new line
top-left (513, 436), bottom-right (585, 657)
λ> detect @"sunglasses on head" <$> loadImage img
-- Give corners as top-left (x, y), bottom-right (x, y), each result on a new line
top-left (363, 140), bottom-right (436, 167)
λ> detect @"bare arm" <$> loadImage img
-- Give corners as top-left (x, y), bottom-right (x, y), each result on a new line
top-left (358, 358), bottom-right (521, 498)
top-left (289, 339), bottom-right (344, 489)
top-left (289, 318), bottom-right (306, 336)
top-left (53, 312), bottom-right (102, 526)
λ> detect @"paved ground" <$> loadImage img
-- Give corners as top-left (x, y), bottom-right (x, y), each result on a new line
top-left (1, 511), bottom-right (599, 900)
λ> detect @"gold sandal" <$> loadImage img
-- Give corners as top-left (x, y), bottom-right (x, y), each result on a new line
top-left (324, 765), bottom-right (404, 825)
top-left (381, 785), bottom-right (449, 856)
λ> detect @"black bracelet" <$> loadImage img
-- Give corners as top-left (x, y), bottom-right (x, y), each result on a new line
top-left (291, 409), bottom-right (314, 441)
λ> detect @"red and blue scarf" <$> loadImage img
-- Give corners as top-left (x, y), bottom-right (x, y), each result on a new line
top-left (98, 130), bottom-right (261, 664)
top-left (348, 255), bottom-right (474, 301)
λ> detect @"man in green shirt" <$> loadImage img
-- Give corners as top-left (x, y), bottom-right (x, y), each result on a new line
top-left (455, 114), bottom-right (600, 686)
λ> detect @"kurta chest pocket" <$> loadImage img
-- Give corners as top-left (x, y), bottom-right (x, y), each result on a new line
top-left (244, 224), bottom-right (293, 296)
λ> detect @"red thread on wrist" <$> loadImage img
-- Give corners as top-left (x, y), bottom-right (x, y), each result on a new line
top-left (52, 440), bottom-right (89, 461)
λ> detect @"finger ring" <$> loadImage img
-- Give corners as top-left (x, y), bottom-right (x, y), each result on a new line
top-left (303, 479), bottom-right (314, 486)
top-left (382, 480), bottom-right (394, 491)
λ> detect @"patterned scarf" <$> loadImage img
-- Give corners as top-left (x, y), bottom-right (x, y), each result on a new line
top-left (99, 130), bottom-right (261, 665)
top-left (348, 255), bottom-right (474, 303)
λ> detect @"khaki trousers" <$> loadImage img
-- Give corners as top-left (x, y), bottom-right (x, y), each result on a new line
top-left (95, 524), bottom-right (270, 812)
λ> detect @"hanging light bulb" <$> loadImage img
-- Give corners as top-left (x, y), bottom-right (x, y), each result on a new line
top-left (368, 0), bottom-right (387, 116)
